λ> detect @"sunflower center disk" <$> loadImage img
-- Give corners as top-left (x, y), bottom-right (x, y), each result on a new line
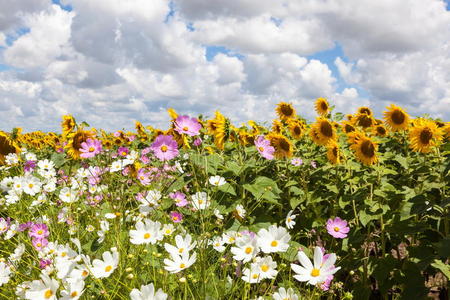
top-left (320, 122), bottom-right (333, 138)
top-left (361, 140), bottom-right (375, 157)
top-left (391, 110), bottom-right (405, 124)
top-left (419, 128), bottom-right (433, 144)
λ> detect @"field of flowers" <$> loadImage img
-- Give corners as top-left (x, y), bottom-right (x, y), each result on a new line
top-left (0, 100), bottom-right (449, 299)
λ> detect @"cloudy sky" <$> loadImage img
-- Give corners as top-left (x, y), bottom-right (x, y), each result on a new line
top-left (0, 0), bottom-right (449, 132)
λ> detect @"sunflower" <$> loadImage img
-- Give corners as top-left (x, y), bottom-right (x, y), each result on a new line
top-left (0, 131), bottom-right (21, 164)
top-left (341, 121), bottom-right (356, 134)
top-left (65, 129), bottom-right (95, 159)
top-left (373, 124), bottom-right (388, 137)
top-left (346, 131), bottom-right (366, 144)
top-left (309, 117), bottom-right (337, 146)
top-left (61, 115), bottom-right (76, 137)
top-left (272, 119), bottom-right (283, 134)
top-left (266, 133), bottom-right (293, 159)
top-left (287, 119), bottom-right (305, 139)
top-left (326, 141), bottom-right (341, 165)
top-left (383, 104), bottom-right (409, 131)
top-left (353, 113), bottom-right (375, 129)
top-left (276, 102), bottom-right (296, 121)
top-left (314, 98), bottom-right (330, 116)
top-left (167, 108), bottom-right (178, 120)
top-left (409, 119), bottom-right (444, 153)
top-left (207, 111), bottom-right (228, 150)
top-left (350, 136), bottom-right (378, 166)
top-left (345, 114), bottom-right (354, 121)
top-left (357, 106), bottom-right (373, 116)
top-left (442, 123), bottom-right (450, 140)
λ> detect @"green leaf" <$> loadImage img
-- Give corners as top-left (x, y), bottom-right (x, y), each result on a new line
top-left (395, 155), bottom-right (408, 169)
top-left (243, 176), bottom-right (281, 203)
top-left (431, 259), bottom-right (450, 279)
top-left (218, 183), bottom-right (236, 196)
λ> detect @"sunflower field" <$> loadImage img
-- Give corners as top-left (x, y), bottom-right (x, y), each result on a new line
top-left (0, 100), bottom-right (449, 299)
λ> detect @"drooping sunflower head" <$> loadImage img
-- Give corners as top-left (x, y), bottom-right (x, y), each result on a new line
top-left (266, 133), bottom-right (293, 159)
top-left (65, 129), bottom-right (95, 160)
top-left (341, 121), bottom-right (356, 134)
top-left (0, 131), bottom-right (21, 164)
top-left (209, 111), bottom-right (229, 150)
top-left (442, 123), bottom-right (450, 140)
top-left (357, 106), bottom-right (373, 116)
top-left (309, 117), bottom-right (337, 146)
top-left (346, 130), bottom-right (366, 144)
top-left (351, 136), bottom-right (378, 166)
top-left (383, 104), bottom-right (410, 131)
top-left (61, 115), bottom-right (76, 137)
top-left (275, 102), bottom-right (296, 121)
top-left (345, 114), bottom-right (354, 121)
top-left (314, 98), bottom-right (330, 116)
top-left (135, 121), bottom-right (147, 137)
top-left (326, 141), bottom-right (341, 165)
top-left (272, 119), bottom-right (284, 134)
top-left (353, 113), bottom-right (375, 129)
top-left (409, 119), bottom-right (444, 153)
top-left (373, 124), bottom-right (388, 137)
top-left (287, 119), bottom-right (306, 140)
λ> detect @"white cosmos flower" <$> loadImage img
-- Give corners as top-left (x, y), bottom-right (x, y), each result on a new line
top-left (241, 263), bottom-right (262, 284)
top-left (38, 159), bottom-right (55, 172)
top-left (291, 246), bottom-right (340, 285)
top-left (164, 234), bottom-right (196, 257)
top-left (110, 160), bottom-right (125, 172)
top-left (130, 283), bottom-right (168, 300)
top-left (59, 187), bottom-right (78, 203)
top-left (257, 225), bottom-right (291, 253)
top-left (191, 192), bottom-right (210, 210)
top-left (214, 209), bottom-right (224, 220)
top-left (139, 190), bottom-right (161, 207)
top-left (129, 219), bottom-right (163, 245)
top-left (5, 153), bottom-right (19, 165)
top-left (230, 235), bottom-right (259, 263)
top-left (9, 243), bottom-right (25, 262)
top-left (162, 224), bottom-right (175, 236)
top-left (0, 262), bottom-right (11, 286)
top-left (60, 278), bottom-right (85, 300)
top-left (210, 236), bottom-right (226, 252)
top-left (24, 273), bottom-right (59, 300)
top-left (25, 152), bottom-right (37, 161)
top-left (208, 175), bottom-right (226, 186)
top-left (91, 248), bottom-right (119, 279)
top-left (235, 204), bottom-right (246, 219)
top-left (285, 210), bottom-right (297, 230)
top-left (255, 256), bottom-right (278, 279)
top-left (163, 251), bottom-right (197, 274)
top-left (272, 287), bottom-right (298, 300)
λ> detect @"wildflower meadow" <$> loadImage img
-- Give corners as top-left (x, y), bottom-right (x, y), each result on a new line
top-left (0, 100), bottom-right (449, 299)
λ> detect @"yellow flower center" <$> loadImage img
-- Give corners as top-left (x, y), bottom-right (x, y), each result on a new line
top-left (144, 233), bottom-right (151, 239)
top-left (82, 270), bottom-right (88, 277)
top-left (228, 237), bottom-right (235, 243)
top-left (165, 229), bottom-right (171, 234)
top-left (271, 240), bottom-right (278, 247)
top-left (198, 199), bottom-right (203, 204)
top-left (71, 291), bottom-right (78, 297)
top-left (245, 247), bottom-right (252, 254)
top-left (252, 274), bottom-right (258, 279)
top-left (261, 264), bottom-right (269, 272)
top-left (160, 145), bottom-right (168, 152)
top-left (37, 229), bottom-right (43, 235)
top-left (334, 226), bottom-right (340, 232)
top-left (178, 248), bottom-right (184, 253)
top-left (105, 265), bottom-right (112, 272)
top-left (61, 252), bottom-right (67, 257)
top-left (89, 147), bottom-right (95, 152)
top-left (180, 263), bottom-right (186, 269)
top-left (121, 151), bottom-right (127, 156)
top-left (287, 218), bottom-right (291, 222)
top-left (310, 268), bottom-right (320, 277)
top-left (258, 147), bottom-right (264, 152)
top-left (29, 183), bottom-right (34, 188)
top-left (44, 289), bottom-right (53, 299)
top-left (183, 126), bottom-right (189, 131)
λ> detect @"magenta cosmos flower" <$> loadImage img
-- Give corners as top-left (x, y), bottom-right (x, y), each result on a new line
top-left (29, 223), bottom-right (50, 239)
top-left (174, 115), bottom-right (202, 136)
top-left (79, 138), bottom-right (102, 158)
top-left (169, 211), bottom-right (183, 223)
top-left (326, 217), bottom-right (350, 238)
top-left (32, 237), bottom-right (48, 251)
top-left (151, 135), bottom-right (179, 161)
top-left (254, 135), bottom-right (275, 160)
top-left (169, 191), bottom-right (188, 207)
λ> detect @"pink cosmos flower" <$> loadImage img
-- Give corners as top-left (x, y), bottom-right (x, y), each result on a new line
top-left (254, 135), bottom-right (275, 160)
top-left (79, 138), bottom-right (102, 158)
top-left (193, 137), bottom-right (202, 146)
top-left (291, 158), bottom-right (303, 166)
top-left (326, 217), bottom-right (350, 239)
top-left (39, 259), bottom-right (52, 269)
top-left (151, 135), bottom-right (179, 161)
top-left (169, 191), bottom-right (188, 207)
top-left (137, 168), bottom-right (151, 186)
top-left (117, 147), bottom-right (129, 157)
top-left (29, 223), bottom-right (49, 239)
top-left (174, 115), bottom-right (202, 136)
top-left (32, 237), bottom-right (48, 251)
top-left (170, 211), bottom-right (183, 223)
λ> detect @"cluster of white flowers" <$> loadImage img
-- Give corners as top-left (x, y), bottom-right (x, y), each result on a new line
top-left (163, 234), bottom-right (197, 273)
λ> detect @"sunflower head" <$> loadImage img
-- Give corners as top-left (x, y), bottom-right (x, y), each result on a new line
top-left (61, 115), bottom-right (76, 137)
top-left (276, 102), bottom-right (296, 121)
top-left (350, 136), bottom-right (378, 166)
top-left (267, 132), bottom-right (294, 159)
top-left (314, 98), bottom-right (330, 116)
top-left (167, 108), bottom-right (178, 120)
top-left (354, 113), bottom-right (375, 129)
top-left (357, 106), bottom-right (373, 116)
top-left (373, 125), bottom-right (388, 137)
top-left (346, 131), bottom-right (366, 144)
top-left (383, 104), bottom-right (410, 131)
top-left (0, 131), bottom-right (21, 164)
top-left (65, 129), bottom-right (95, 160)
top-left (309, 117), bottom-right (337, 146)
top-left (326, 141), bottom-right (341, 165)
top-left (272, 119), bottom-right (284, 134)
top-left (341, 121), bottom-right (356, 134)
top-left (409, 119), bottom-right (444, 153)
top-left (135, 121), bottom-right (147, 136)
top-left (287, 119), bottom-right (305, 139)
top-left (345, 114), bottom-right (354, 121)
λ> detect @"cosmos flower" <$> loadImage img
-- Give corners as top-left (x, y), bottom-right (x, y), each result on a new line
top-left (326, 217), bottom-right (350, 239)
top-left (257, 225), bottom-right (291, 253)
top-left (174, 115), bottom-right (202, 136)
top-left (79, 138), bottom-right (102, 158)
top-left (130, 283), bottom-right (168, 300)
top-left (254, 135), bottom-right (275, 160)
top-left (151, 135), bottom-right (179, 161)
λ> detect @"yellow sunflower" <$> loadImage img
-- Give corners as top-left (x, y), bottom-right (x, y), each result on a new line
top-left (353, 113), bottom-right (375, 129)
top-left (276, 102), bottom-right (296, 121)
top-left (0, 131), bottom-right (21, 164)
top-left (345, 114), bottom-right (354, 121)
top-left (346, 130), bottom-right (366, 145)
top-left (326, 141), bottom-right (341, 165)
top-left (409, 119), bottom-right (444, 153)
top-left (272, 119), bottom-right (283, 134)
top-left (350, 136), bottom-right (378, 166)
top-left (314, 98), bottom-right (330, 116)
top-left (207, 111), bottom-right (228, 150)
top-left (287, 119), bottom-right (305, 140)
top-left (65, 129), bottom-right (95, 159)
top-left (341, 121), bottom-right (356, 134)
top-left (309, 117), bottom-right (337, 146)
top-left (167, 108), bottom-right (178, 120)
top-left (442, 123), bottom-right (450, 140)
top-left (373, 124), bottom-right (388, 137)
top-left (61, 115), bottom-right (76, 137)
top-left (357, 106), bottom-right (373, 116)
top-left (266, 133), bottom-right (293, 159)
top-left (383, 104), bottom-right (410, 131)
